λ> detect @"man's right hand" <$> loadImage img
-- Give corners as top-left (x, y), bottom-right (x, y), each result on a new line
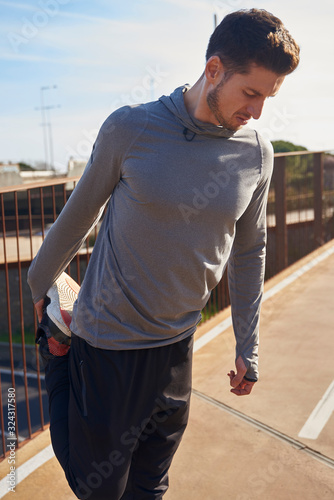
top-left (35, 298), bottom-right (45, 323)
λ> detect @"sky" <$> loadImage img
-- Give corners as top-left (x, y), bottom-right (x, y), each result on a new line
top-left (1, 0), bottom-right (334, 172)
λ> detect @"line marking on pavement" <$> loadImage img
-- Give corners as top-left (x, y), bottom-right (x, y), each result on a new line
top-left (193, 389), bottom-right (334, 470)
top-left (0, 445), bottom-right (54, 498)
top-left (193, 317), bottom-right (232, 353)
top-left (0, 431), bottom-right (26, 442)
top-left (261, 243), bottom-right (334, 303)
top-left (193, 243), bottom-right (334, 353)
top-left (2, 243), bottom-right (333, 491)
top-left (298, 380), bottom-right (334, 440)
top-left (0, 368), bottom-right (45, 381)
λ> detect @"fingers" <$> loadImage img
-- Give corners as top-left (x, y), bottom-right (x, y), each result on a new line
top-left (228, 355), bottom-right (247, 388)
top-left (228, 369), bottom-right (244, 389)
top-left (230, 380), bottom-right (255, 396)
top-left (227, 355), bottom-right (255, 396)
top-left (226, 373), bottom-right (255, 395)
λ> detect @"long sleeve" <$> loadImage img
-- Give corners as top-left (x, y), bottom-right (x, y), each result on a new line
top-left (27, 111), bottom-right (125, 303)
top-left (227, 137), bottom-right (273, 380)
top-left (28, 90), bottom-right (275, 353)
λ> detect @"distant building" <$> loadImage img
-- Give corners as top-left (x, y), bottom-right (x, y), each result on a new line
top-left (0, 158), bottom-right (88, 189)
top-left (20, 170), bottom-right (57, 182)
top-left (67, 158), bottom-right (87, 178)
top-left (0, 163), bottom-right (22, 187)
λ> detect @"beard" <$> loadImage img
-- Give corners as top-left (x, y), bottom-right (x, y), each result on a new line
top-left (206, 78), bottom-right (239, 132)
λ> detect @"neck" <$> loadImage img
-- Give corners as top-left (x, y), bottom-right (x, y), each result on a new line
top-left (183, 74), bottom-right (218, 125)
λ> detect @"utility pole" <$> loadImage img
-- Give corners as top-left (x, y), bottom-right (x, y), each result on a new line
top-left (35, 85), bottom-right (60, 170)
top-left (44, 103), bottom-right (60, 171)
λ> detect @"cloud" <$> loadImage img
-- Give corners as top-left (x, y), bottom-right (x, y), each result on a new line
top-left (0, 1), bottom-right (35, 11)
top-left (162, 0), bottom-right (213, 12)
top-left (1, 0), bottom-right (334, 166)
top-left (0, 0), bottom-right (110, 22)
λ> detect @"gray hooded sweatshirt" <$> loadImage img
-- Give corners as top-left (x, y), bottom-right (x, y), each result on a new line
top-left (28, 86), bottom-right (274, 380)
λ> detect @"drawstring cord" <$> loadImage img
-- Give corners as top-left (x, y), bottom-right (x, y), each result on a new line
top-left (183, 127), bottom-right (196, 142)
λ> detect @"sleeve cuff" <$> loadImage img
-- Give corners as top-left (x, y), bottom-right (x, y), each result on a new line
top-left (244, 376), bottom-right (258, 383)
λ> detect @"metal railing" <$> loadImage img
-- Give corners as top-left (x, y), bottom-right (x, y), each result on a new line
top-left (0, 177), bottom-right (92, 460)
top-left (1, 151), bottom-right (334, 460)
top-left (201, 151), bottom-right (334, 318)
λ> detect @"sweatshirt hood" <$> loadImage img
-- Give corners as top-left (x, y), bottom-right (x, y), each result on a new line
top-left (159, 85), bottom-right (235, 139)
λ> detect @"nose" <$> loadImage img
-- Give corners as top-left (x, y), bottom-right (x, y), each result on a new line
top-left (247, 99), bottom-right (265, 120)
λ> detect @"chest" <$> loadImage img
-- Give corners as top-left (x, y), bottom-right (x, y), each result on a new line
top-left (118, 131), bottom-right (262, 225)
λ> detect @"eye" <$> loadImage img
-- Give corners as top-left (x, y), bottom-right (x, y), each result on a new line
top-left (243, 90), bottom-right (256, 98)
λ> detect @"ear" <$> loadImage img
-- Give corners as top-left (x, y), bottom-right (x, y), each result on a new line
top-left (205, 55), bottom-right (224, 83)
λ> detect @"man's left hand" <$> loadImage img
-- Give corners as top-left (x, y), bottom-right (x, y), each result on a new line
top-left (227, 355), bottom-right (256, 396)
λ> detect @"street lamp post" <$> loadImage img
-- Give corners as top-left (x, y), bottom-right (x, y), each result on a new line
top-left (36, 85), bottom-right (59, 170)
top-left (40, 87), bottom-right (49, 169)
top-left (44, 103), bottom-right (60, 171)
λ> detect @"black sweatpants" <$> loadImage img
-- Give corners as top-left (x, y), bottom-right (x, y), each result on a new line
top-left (44, 333), bottom-right (193, 500)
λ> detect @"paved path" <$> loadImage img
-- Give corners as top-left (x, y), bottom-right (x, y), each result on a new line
top-left (1, 241), bottom-right (334, 499)
top-left (166, 241), bottom-right (334, 500)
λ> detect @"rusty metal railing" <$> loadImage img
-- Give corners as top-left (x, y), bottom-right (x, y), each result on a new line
top-left (266, 151), bottom-right (334, 278)
top-left (0, 177), bottom-right (82, 460)
top-left (202, 150), bottom-right (334, 317)
top-left (1, 152), bottom-right (334, 460)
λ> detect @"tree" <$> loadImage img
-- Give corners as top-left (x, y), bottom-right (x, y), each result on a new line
top-left (271, 140), bottom-right (308, 153)
top-left (18, 162), bottom-right (35, 171)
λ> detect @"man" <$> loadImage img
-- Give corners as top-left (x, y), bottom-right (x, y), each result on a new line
top-left (28, 8), bottom-right (300, 499)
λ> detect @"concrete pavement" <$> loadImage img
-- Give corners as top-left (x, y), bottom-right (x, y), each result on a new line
top-left (166, 241), bottom-right (334, 499)
top-left (1, 241), bottom-right (334, 499)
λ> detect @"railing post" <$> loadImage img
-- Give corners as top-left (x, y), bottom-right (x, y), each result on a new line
top-left (273, 156), bottom-right (288, 273)
top-left (313, 152), bottom-right (324, 247)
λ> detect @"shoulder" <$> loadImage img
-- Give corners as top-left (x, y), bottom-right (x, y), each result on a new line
top-left (242, 128), bottom-right (274, 177)
top-left (231, 127), bottom-right (273, 166)
top-left (231, 127), bottom-right (274, 183)
top-left (99, 104), bottom-right (149, 138)
top-left (255, 132), bottom-right (274, 183)
top-left (91, 104), bottom-right (150, 157)
top-left (234, 127), bottom-right (273, 160)
top-left (255, 131), bottom-right (274, 167)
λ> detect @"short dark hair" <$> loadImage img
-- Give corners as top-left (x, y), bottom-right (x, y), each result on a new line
top-left (206, 9), bottom-right (300, 76)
